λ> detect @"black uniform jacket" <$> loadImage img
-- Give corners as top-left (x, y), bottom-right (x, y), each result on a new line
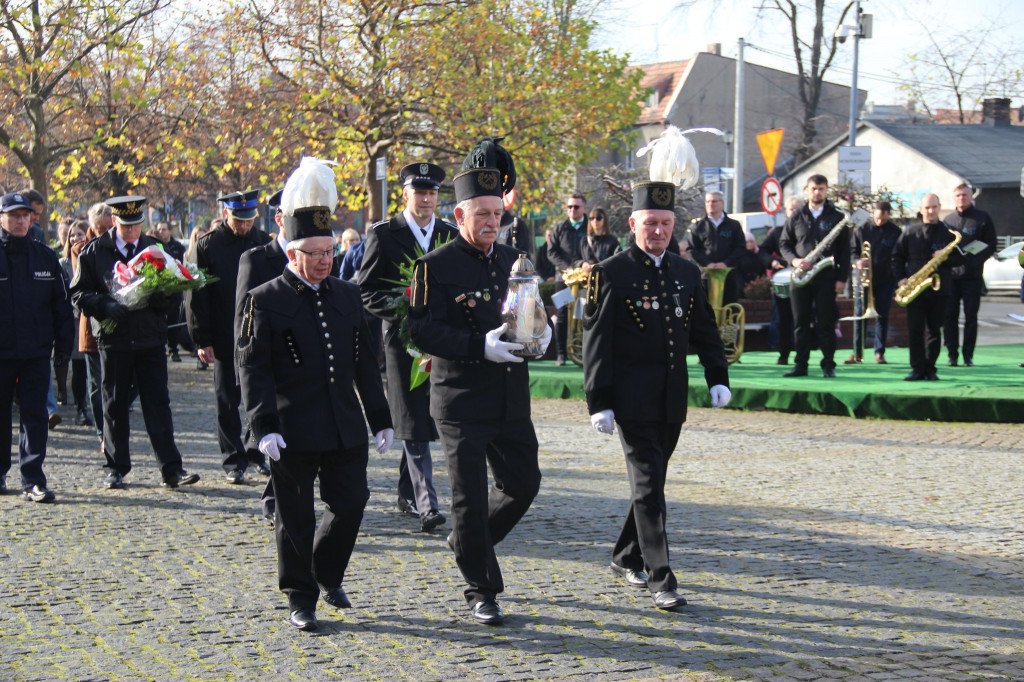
top-left (582, 244), bottom-right (729, 425)
top-left (548, 217), bottom-right (588, 277)
top-left (237, 270), bottom-right (391, 452)
top-left (70, 231), bottom-right (171, 350)
top-left (0, 235), bottom-right (73, 360)
top-left (187, 224), bottom-right (271, 357)
top-left (891, 221), bottom-right (965, 296)
top-left (687, 214), bottom-right (746, 267)
top-left (359, 213), bottom-right (457, 440)
top-left (852, 219), bottom-right (902, 288)
top-left (779, 201), bottom-right (851, 283)
top-left (234, 238), bottom-right (340, 344)
top-left (408, 236), bottom-right (531, 423)
top-left (944, 204), bottom-right (996, 280)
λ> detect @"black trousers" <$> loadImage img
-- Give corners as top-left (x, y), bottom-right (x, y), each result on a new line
top-left (213, 358), bottom-right (262, 473)
top-left (272, 444), bottom-right (369, 611)
top-left (0, 357), bottom-right (51, 489)
top-left (613, 420), bottom-right (683, 594)
top-left (907, 290), bottom-right (947, 374)
top-left (85, 352), bottom-right (104, 435)
top-left (437, 418), bottom-right (541, 605)
top-left (99, 346), bottom-right (182, 478)
top-left (943, 278), bottom-right (983, 362)
top-left (769, 292), bottom-right (794, 359)
top-left (790, 275), bottom-right (838, 370)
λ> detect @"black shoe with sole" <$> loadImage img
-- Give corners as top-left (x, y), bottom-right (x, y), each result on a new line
top-left (471, 599), bottom-right (504, 625)
top-left (782, 367), bottom-right (808, 377)
top-left (396, 496), bottom-right (418, 516)
top-left (652, 590), bottom-right (686, 610)
top-left (610, 562), bottom-right (649, 588)
top-left (321, 587), bottom-right (351, 609)
top-left (289, 609), bottom-right (318, 631)
top-left (104, 472), bottom-right (126, 489)
top-left (225, 469), bottom-right (245, 484)
top-left (420, 509), bottom-right (446, 532)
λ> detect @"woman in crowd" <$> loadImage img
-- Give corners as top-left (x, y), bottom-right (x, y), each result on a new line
top-left (580, 207), bottom-right (621, 264)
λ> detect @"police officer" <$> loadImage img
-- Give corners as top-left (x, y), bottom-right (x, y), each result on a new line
top-left (686, 190), bottom-right (747, 304)
top-left (70, 196), bottom-right (201, 489)
top-left (0, 192), bottom-right (73, 501)
top-left (187, 190), bottom-right (272, 484)
top-left (583, 179), bottom-right (731, 611)
top-left (237, 159), bottom-right (393, 632)
top-left (409, 140), bottom-right (550, 625)
top-left (358, 162), bottom-right (457, 531)
top-left (779, 174), bottom-right (850, 378)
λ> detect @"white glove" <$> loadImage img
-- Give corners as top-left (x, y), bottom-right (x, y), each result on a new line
top-left (374, 428), bottom-right (394, 454)
top-left (537, 323), bottom-right (553, 354)
top-left (484, 323), bottom-right (524, 363)
top-left (258, 433), bottom-right (287, 462)
top-left (710, 385), bottom-right (731, 409)
top-left (591, 409), bottom-right (615, 435)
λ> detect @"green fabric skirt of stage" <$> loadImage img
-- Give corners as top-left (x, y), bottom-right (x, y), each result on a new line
top-left (528, 344), bottom-right (1024, 423)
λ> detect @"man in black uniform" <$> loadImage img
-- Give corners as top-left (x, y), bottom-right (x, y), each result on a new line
top-left (846, 201), bottom-right (902, 364)
top-left (237, 160), bottom-right (393, 632)
top-left (0, 192), bottom-right (73, 502)
top-left (686, 190), bottom-right (746, 304)
top-left (779, 174), bottom-right (850, 378)
top-left (409, 141), bottom-right (550, 625)
top-left (943, 183), bottom-right (997, 367)
top-left (582, 179), bottom-right (731, 611)
top-left (187, 189), bottom-right (273, 484)
top-left (892, 193), bottom-right (964, 381)
top-left (70, 196), bottom-right (201, 489)
top-left (548, 192), bottom-right (589, 365)
top-left (358, 162), bottom-right (457, 531)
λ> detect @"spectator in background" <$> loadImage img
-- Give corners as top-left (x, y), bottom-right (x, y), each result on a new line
top-left (548, 192), bottom-right (590, 365)
top-left (580, 208), bottom-right (621, 264)
top-left (500, 210), bottom-right (532, 254)
top-left (61, 221), bottom-right (92, 426)
top-left (687, 191), bottom-right (746, 305)
top-left (339, 228), bottom-right (361, 253)
top-left (534, 229), bottom-right (555, 282)
top-left (148, 222), bottom-right (191, 362)
top-left (18, 189), bottom-right (47, 243)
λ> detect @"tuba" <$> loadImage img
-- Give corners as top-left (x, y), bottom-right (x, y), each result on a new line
top-left (704, 267), bottom-right (744, 364)
top-left (562, 266), bottom-right (590, 366)
top-left (839, 241), bottom-right (880, 322)
top-left (895, 229), bottom-right (962, 307)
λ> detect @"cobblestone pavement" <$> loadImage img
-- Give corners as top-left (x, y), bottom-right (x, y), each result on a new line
top-left (2, 361), bottom-right (1023, 681)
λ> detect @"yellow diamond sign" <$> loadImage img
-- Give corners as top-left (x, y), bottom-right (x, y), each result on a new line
top-left (757, 128), bottom-right (785, 176)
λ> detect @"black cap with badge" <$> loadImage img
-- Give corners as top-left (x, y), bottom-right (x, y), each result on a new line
top-left (453, 137), bottom-right (516, 203)
top-left (0, 192), bottom-right (33, 213)
top-left (106, 195), bottom-right (148, 225)
top-left (400, 163), bottom-right (445, 190)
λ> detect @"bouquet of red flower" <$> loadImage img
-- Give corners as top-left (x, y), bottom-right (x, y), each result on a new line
top-left (101, 245), bottom-right (217, 332)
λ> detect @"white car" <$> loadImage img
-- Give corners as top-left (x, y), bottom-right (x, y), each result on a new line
top-left (983, 241), bottom-right (1023, 293)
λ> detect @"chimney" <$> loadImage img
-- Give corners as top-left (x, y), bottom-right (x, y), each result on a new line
top-left (706, 43), bottom-right (721, 56)
top-left (981, 98), bottom-right (1011, 126)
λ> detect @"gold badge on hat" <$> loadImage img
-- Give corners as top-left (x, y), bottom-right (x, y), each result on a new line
top-left (314, 210), bottom-right (330, 231)
top-left (478, 171), bottom-right (498, 190)
top-left (652, 187), bottom-right (671, 207)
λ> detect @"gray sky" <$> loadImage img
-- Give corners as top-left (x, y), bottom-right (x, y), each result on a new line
top-left (593, 0), bottom-right (1024, 109)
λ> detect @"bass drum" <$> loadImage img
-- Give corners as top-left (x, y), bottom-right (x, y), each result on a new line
top-left (771, 267), bottom-right (793, 299)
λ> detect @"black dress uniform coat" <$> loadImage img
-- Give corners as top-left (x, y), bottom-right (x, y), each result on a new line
top-left (187, 223), bottom-right (271, 357)
top-left (358, 214), bottom-right (457, 440)
top-left (582, 244), bottom-right (728, 424)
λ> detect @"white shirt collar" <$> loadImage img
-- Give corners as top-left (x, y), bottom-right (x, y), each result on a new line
top-left (404, 208), bottom-right (434, 250)
top-left (276, 230), bottom-right (289, 252)
top-left (286, 264), bottom-right (319, 291)
top-left (810, 204), bottom-right (825, 219)
top-left (709, 213), bottom-right (725, 227)
top-left (642, 248), bottom-right (665, 267)
top-left (115, 231), bottom-right (138, 258)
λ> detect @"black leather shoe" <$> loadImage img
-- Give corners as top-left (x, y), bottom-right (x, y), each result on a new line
top-left (782, 367), bottom-right (807, 377)
top-left (420, 510), bottom-right (446, 532)
top-left (178, 471), bottom-right (200, 486)
top-left (610, 562), bottom-right (649, 588)
top-left (471, 599), bottom-right (504, 625)
top-left (652, 590), bottom-right (686, 610)
top-left (288, 609), bottom-right (318, 631)
top-left (104, 472), bottom-right (126, 489)
top-left (226, 469), bottom-right (245, 484)
top-left (822, 368), bottom-right (836, 378)
top-left (775, 356), bottom-right (789, 365)
top-left (254, 462), bottom-right (271, 477)
top-left (964, 359), bottom-right (974, 367)
top-left (321, 587), bottom-right (351, 609)
top-left (947, 358), bottom-right (958, 367)
top-left (169, 350), bottom-right (182, 362)
top-left (22, 485), bottom-right (55, 503)
top-left (48, 413), bottom-right (62, 430)
top-left (925, 371), bottom-right (940, 381)
top-left (904, 371), bottom-right (926, 381)
top-left (396, 496), bottom-right (418, 516)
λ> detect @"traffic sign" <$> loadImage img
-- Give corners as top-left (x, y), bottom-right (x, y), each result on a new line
top-left (756, 128), bottom-right (784, 176)
top-left (838, 146), bottom-right (871, 171)
top-left (761, 178), bottom-right (783, 215)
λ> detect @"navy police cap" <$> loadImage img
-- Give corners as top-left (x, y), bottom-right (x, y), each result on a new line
top-left (0, 192), bottom-right (33, 213)
top-left (400, 162), bottom-right (445, 190)
top-left (218, 189), bottom-right (260, 220)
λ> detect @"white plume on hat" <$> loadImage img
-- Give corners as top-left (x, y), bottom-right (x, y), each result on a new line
top-left (281, 157), bottom-right (338, 215)
top-left (636, 126), bottom-right (724, 190)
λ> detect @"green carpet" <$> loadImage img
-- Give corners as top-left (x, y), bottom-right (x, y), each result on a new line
top-left (528, 344), bottom-right (1024, 423)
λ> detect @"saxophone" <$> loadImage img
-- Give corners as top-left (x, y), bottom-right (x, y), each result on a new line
top-left (791, 211), bottom-right (854, 286)
top-left (894, 229), bottom-right (962, 307)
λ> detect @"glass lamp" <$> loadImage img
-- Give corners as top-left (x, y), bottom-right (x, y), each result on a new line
top-left (501, 254), bottom-right (549, 359)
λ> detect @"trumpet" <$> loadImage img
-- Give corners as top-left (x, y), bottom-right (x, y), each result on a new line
top-left (839, 241), bottom-right (880, 322)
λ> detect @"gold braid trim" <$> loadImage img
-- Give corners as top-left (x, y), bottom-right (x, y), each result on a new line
top-left (244, 295), bottom-right (255, 339)
top-left (411, 261), bottom-right (428, 307)
top-left (586, 269), bottom-right (601, 305)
